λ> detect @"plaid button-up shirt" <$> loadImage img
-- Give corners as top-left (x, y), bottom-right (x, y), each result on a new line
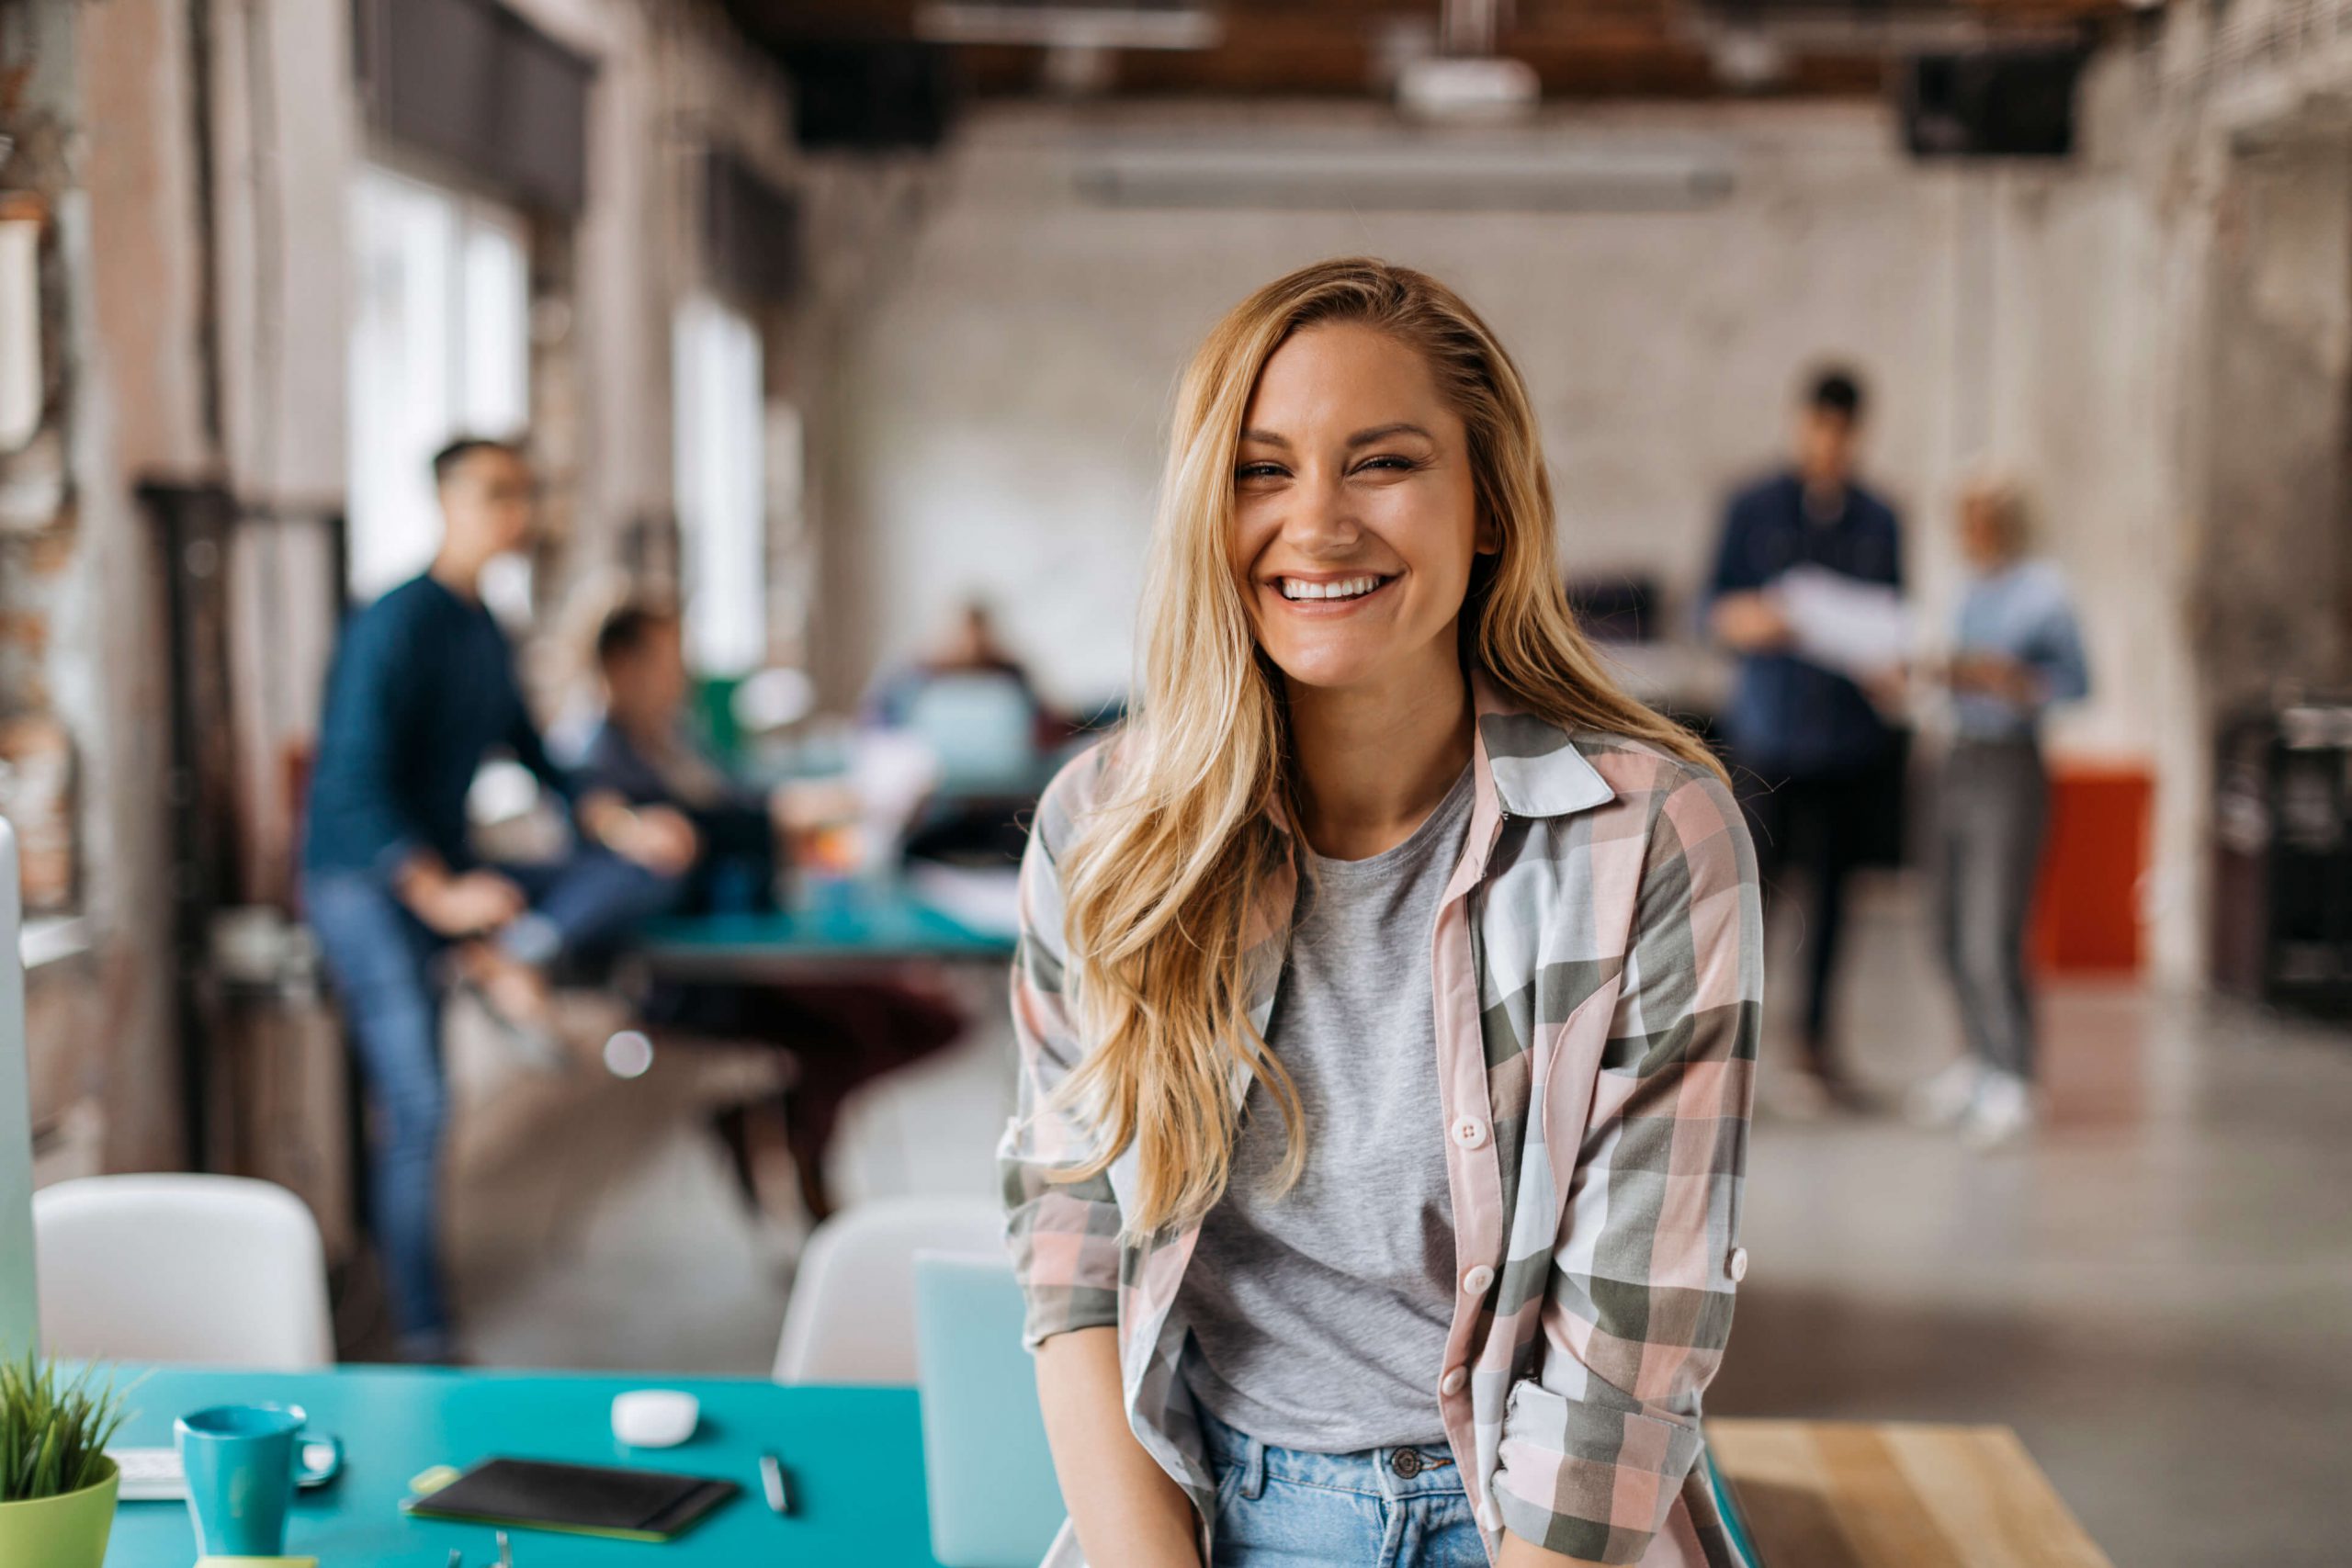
top-left (1001, 677), bottom-right (1763, 1566)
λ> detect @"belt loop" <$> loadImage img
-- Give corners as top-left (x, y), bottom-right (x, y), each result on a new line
top-left (1242, 1433), bottom-right (1267, 1501)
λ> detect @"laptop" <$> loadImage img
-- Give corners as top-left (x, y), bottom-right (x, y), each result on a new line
top-left (913, 1253), bottom-right (1069, 1568)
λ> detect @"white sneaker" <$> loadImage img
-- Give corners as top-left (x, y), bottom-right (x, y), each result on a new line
top-left (1905, 1058), bottom-right (1984, 1129)
top-left (1961, 1071), bottom-right (2036, 1150)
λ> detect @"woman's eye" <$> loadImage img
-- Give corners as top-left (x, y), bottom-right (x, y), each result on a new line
top-left (1236, 463), bottom-right (1285, 481)
top-left (1357, 455), bottom-right (1420, 474)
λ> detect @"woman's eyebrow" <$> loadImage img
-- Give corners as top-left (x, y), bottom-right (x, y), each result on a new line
top-left (1345, 422), bottom-right (1434, 448)
top-left (1238, 423), bottom-right (1435, 449)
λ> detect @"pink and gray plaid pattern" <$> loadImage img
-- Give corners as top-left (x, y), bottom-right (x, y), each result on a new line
top-left (1001, 674), bottom-right (1763, 1566)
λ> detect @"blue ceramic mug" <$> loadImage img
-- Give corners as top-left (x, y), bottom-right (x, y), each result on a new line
top-left (175, 1403), bottom-right (307, 1556)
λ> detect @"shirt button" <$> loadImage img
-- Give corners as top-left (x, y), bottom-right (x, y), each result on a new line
top-left (1461, 1264), bottom-right (1496, 1297)
top-left (1727, 1247), bottom-right (1749, 1282)
top-left (1451, 1117), bottom-right (1489, 1149)
top-left (1440, 1366), bottom-right (1468, 1396)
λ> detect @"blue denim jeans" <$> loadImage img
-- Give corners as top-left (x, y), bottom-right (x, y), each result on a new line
top-left (1201, 1408), bottom-right (1487, 1568)
top-left (496, 851), bottom-right (687, 973)
top-left (303, 852), bottom-right (683, 1351)
top-left (303, 870), bottom-right (453, 1352)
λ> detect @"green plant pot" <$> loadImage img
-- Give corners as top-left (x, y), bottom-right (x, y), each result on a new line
top-left (0, 1458), bottom-right (118, 1568)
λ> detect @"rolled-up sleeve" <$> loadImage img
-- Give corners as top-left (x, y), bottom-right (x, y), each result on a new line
top-left (997, 752), bottom-right (1125, 1349)
top-left (1494, 770), bottom-right (1763, 1562)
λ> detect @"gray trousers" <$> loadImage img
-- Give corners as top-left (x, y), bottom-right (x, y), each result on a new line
top-left (1937, 738), bottom-right (2050, 1080)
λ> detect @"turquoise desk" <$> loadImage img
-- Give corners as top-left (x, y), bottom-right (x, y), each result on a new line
top-left (106, 1366), bottom-right (948, 1566)
top-left (636, 887), bottom-right (1014, 984)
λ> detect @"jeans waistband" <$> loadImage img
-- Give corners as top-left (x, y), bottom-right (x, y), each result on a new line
top-left (1197, 1406), bottom-right (1464, 1502)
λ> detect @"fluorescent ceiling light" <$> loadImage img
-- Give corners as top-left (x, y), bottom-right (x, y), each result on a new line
top-left (1396, 57), bottom-right (1542, 122)
top-left (914, 3), bottom-right (1221, 50)
top-left (1076, 139), bottom-right (1736, 211)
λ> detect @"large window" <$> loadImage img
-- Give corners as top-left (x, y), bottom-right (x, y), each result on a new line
top-left (673, 294), bottom-right (768, 675)
top-left (346, 164), bottom-right (530, 601)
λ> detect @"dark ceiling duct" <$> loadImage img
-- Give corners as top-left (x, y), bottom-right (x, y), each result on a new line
top-left (779, 40), bottom-right (960, 152)
top-left (1901, 43), bottom-right (2091, 159)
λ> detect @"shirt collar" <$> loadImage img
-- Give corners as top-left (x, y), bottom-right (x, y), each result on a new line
top-left (1470, 669), bottom-right (1615, 820)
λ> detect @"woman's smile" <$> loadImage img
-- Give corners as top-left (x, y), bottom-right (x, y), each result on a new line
top-left (1263, 570), bottom-right (1400, 615)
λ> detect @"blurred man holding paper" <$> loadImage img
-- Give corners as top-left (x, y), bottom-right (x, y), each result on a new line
top-left (1706, 367), bottom-right (1908, 1111)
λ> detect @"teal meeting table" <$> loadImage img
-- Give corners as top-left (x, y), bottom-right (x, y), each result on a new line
top-left (633, 881), bottom-right (1015, 985)
top-left (106, 1365), bottom-right (948, 1565)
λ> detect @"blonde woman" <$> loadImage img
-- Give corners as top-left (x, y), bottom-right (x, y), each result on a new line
top-left (1907, 476), bottom-right (2090, 1148)
top-left (1001, 259), bottom-right (1764, 1568)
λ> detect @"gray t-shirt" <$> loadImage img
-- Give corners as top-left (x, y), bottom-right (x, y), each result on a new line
top-left (1179, 764), bottom-right (1474, 1453)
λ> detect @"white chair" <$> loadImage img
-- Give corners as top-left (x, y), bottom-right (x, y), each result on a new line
top-left (774, 1193), bottom-right (1005, 1384)
top-left (33, 1174), bottom-right (334, 1369)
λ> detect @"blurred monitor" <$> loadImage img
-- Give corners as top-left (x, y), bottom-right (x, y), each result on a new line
top-left (904, 672), bottom-right (1042, 799)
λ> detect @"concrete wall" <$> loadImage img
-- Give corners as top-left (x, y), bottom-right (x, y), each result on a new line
top-left (808, 103), bottom-right (2193, 745)
top-left (2193, 140), bottom-right (2352, 704)
top-left (2041, 13), bottom-right (2352, 981)
top-left (804, 90), bottom-right (2253, 980)
top-left (811, 104), bottom-right (1956, 713)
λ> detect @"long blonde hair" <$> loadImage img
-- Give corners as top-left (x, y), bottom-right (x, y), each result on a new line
top-left (1054, 257), bottom-right (1720, 1236)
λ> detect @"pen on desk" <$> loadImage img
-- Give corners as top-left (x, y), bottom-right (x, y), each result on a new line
top-left (761, 1450), bottom-right (791, 1515)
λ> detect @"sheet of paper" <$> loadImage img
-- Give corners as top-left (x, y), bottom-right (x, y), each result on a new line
top-left (1771, 564), bottom-right (1913, 678)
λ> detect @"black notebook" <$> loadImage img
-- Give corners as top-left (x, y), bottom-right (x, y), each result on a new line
top-left (403, 1457), bottom-right (739, 1541)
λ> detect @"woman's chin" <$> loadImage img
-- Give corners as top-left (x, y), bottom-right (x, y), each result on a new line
top-left (1262, 625), bottom-right (1463, 702)
top-left (1265, 649), bottom-right (1394, 696)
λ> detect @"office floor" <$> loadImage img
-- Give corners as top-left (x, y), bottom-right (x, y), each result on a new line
top-left (430, 880), bottom-right (2352, 1568)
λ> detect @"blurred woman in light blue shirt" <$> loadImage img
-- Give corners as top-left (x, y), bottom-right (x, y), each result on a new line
top-left (1910, 476), bottom-right (2091, 1149)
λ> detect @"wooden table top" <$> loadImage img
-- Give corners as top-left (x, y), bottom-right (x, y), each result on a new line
top-left (1707, 1420), bottom-right (2114, 1568)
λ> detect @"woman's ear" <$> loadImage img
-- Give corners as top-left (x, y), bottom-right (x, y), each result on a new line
top-left (1474, 513), bottom-right (1503, 556)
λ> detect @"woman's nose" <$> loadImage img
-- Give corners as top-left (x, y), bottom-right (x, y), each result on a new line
top-left (1281, 470), bottom-right (1359, 553)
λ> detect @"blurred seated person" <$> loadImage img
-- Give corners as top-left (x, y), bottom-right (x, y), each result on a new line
top-left (865, 598), bottom-right (1047, 732)
top-left (300, 436), bottom-right (696, 1361)
top-left (579, 604), bottom-right (776, 915)
top-left (585, 603), bottom-right (965, 1221)
top-left (866, 599), bottom-right (1060, 862)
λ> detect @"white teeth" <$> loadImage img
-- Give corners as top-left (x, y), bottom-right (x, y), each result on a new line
top-left (1279, 576), bottom-right (1384, 602)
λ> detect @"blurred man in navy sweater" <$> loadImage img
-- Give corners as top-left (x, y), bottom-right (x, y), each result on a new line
top-left (1706, 368), bottom-right (1906, 1112)
top-left (302, 437), bottom-right (695, 1359)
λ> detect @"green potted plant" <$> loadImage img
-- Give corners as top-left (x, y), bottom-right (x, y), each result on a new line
top-left (0, 1352), bottom-right (126, 1568)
